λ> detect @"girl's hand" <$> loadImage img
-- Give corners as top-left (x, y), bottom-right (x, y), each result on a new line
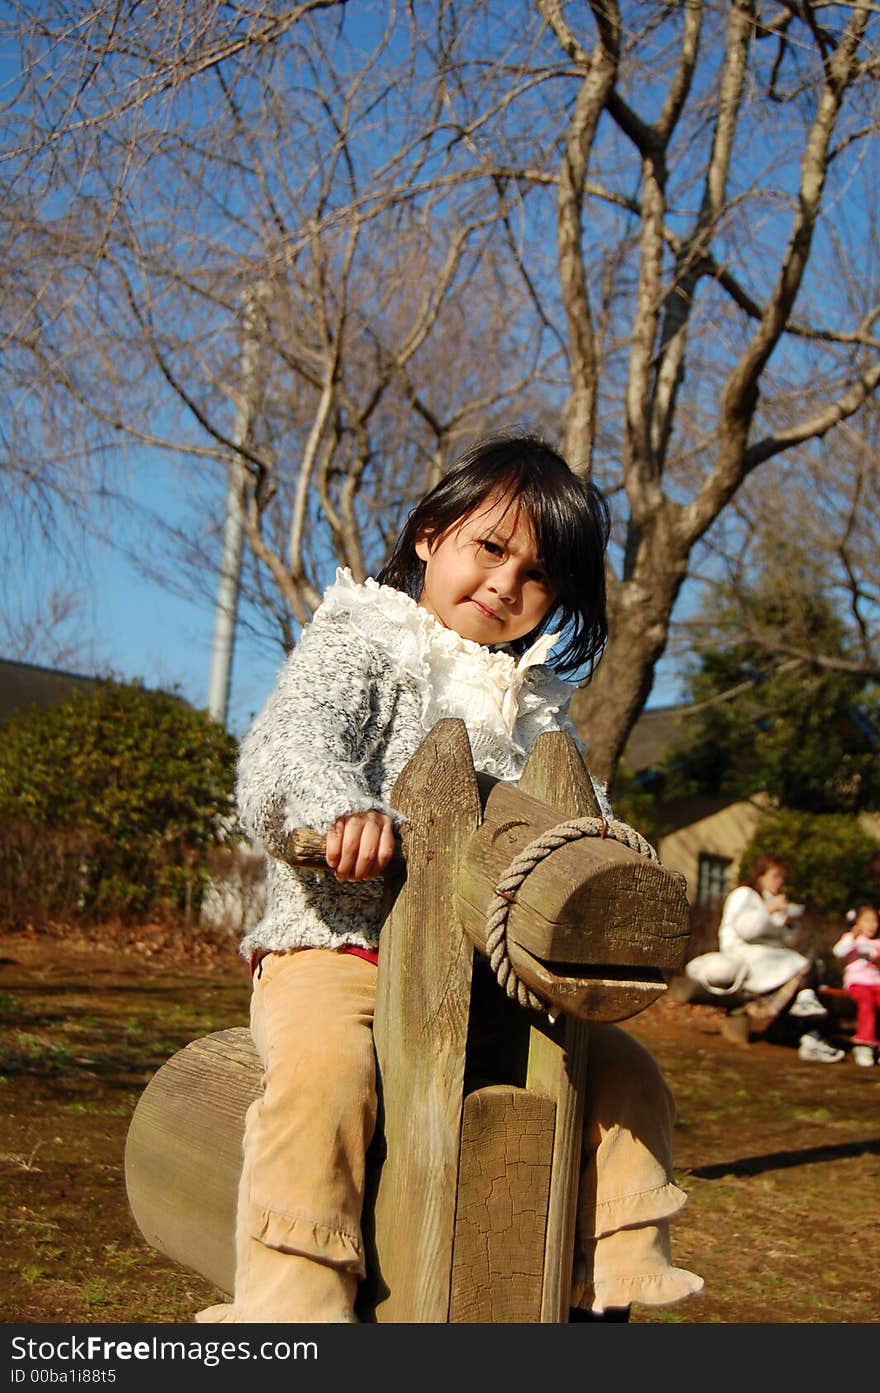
top-left (325, 810), bottom-right (396, 882)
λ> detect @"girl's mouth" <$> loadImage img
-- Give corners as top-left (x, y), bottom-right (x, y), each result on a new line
top-left (468, 598), bottom-right (500, 620)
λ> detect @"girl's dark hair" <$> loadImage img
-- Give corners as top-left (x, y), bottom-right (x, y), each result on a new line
top-left (376, 433), bottom-right (610, 679)
top-left (748, 854), bottom-right (790, 889)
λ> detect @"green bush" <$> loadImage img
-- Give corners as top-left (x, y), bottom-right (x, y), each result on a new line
top-left (609, 765), bottom-right (661, 847)
top-left (0, 679), bottom-right (238, 926)
top-left (739, 808), bottom-right (880, 915)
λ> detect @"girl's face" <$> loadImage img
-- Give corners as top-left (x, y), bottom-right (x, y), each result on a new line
top-left (416, 494), bottom-right (557, 646)
top-left (758, 865), bottom-right (786, 896)
top-left (855, 908), bottom-right (879, 938)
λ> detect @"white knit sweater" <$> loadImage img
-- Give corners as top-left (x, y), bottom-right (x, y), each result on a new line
top-left (236, 568), bottom-right (609, 958)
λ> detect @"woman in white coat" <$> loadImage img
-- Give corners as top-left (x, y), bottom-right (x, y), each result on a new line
top-left (717, 855), bottom-right (809, 995)
top-left (714, 855), bottom-right (843, 1061)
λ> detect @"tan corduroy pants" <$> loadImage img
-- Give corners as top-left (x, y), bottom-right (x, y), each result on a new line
top-left (196, 948), bottom-right (702, 1323)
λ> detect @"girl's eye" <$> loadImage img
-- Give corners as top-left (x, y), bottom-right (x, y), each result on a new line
top-left (477, 539), bottom-right (503, 557)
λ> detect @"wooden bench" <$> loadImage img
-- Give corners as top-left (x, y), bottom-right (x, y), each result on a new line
top-left (668, 973), bottom-right (856, 1046)
top-left (817, 985), bottom-right (856, 1024)
top-left (125, 721), bottom-right (692, 1322)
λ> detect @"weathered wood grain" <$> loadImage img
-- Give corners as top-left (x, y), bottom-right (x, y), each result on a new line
top-left (124, 1027), bottom-right (260, 1296)
top-left (367, 718), bottom-right (482, 1322)
top-left (471, 928), bottom-right (668, 1023)
top-left (516, 730), bottom-right (602, 820)
top-left (517, 733), bottom-right (592, 1321)
top-left (448, 1086), bottom-right (555, 1322)
top-left (524, 1014), bottom-right (588, 1320)
top-left (458, 778), bottom-right (691, 968)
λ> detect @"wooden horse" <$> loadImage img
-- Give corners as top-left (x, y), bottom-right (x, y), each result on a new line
top-left (125, 721), bottom-right (691, 1322)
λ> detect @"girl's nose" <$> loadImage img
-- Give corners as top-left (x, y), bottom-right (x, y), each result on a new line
top-left (489, 564), bottom-right (519, 602)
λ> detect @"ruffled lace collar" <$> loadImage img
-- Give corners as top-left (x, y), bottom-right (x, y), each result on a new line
top-left (315, 568), bottom-right (571, 775)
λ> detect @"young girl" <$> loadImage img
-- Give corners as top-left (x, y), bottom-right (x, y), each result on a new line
top-left (196, 433), bottom-right (703, 1324)
top-left (832, 906), bottom-right (880, 1066)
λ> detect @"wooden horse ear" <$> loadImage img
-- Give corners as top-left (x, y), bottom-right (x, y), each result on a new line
top-left (517, 730), bottom-right (600, 818)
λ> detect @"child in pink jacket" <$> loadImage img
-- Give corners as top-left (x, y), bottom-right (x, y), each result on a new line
top-left (832, 905), bottom-right (880, 1067)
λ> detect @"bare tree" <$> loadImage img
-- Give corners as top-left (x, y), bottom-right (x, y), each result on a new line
top-left (3, 2), bottom-right (879, 779)
top-left (510, 0), bottom-right (880, 778)
top-left (2, 2), bottom-right (554, 650)
top-left (672, 410), bottom-right (880, 690)
top-left (0, 582), bottom-right (100, 671)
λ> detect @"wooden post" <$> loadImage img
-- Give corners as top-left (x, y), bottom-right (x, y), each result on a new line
top-left (365, 719), bottom-right (481, 1322)
top-left (516, 731), bottom-right (599, 1323)
top-left (447, 1084), bottom-right (556, 1321)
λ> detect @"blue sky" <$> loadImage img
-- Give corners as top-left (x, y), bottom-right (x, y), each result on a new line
top-left (16, 462), bottom-right (283, 739)
top-left (88, 500), bottom-right (281, 738)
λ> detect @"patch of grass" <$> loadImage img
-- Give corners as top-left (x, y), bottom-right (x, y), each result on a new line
top-left (791, 1105), bottom-right (833, 1123)
top-left (77, 1016), bottom-right (109, 1032)
top-left (80, 1276), bottom-right (118, 1309)
top-left (101, 1242), bottom-right (147, 1273)
top-left (7, 1213), bottom-right (61, 1239)
top-left (763, 1090), bottom-right (787, 1106)
top-left (10, 1032), bottom-right (77, 1071)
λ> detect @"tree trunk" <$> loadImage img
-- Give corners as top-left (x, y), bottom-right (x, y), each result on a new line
top-left (571, 530), bottom-right (688, 783)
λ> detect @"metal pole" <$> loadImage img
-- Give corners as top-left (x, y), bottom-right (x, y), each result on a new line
top-left (207, 461), bottom-right (247, 726)
top-left (207, 286), bottom-right (265, 726)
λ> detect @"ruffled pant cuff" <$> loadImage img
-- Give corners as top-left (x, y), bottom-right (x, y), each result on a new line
top-left (593, 1178), bottom-right (690, 1239)
top-left (250, 1202), bottom-right (366, 1277)
top-left (570, 1209), bottom-right (704, 1314)
top-left (575, 1265), bottom-right (706, 1314)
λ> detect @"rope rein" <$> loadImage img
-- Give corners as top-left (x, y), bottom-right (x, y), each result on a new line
top-left (486, 816), bottom-right (660, 1014)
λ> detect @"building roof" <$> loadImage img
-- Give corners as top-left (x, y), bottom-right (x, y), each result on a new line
top-left (0, 658), bottom-right (103, 728)
top-left (621, 704), bottom-right (692, 776)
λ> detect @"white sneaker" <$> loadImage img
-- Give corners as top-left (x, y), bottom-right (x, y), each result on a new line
top-left (797, 1030), bottom-right (845, 1063)
top-left (852, 1044), bottom-right (876, 1068)
top-left (789, 988), bottom-right (828, 1020)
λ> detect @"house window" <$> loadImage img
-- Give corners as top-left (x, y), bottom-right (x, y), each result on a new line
top-left (696, 853), bottom-right (731, 909)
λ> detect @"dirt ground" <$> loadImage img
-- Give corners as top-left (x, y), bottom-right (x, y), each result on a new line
top-left (1, 927), bottom-right (878, 1325)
